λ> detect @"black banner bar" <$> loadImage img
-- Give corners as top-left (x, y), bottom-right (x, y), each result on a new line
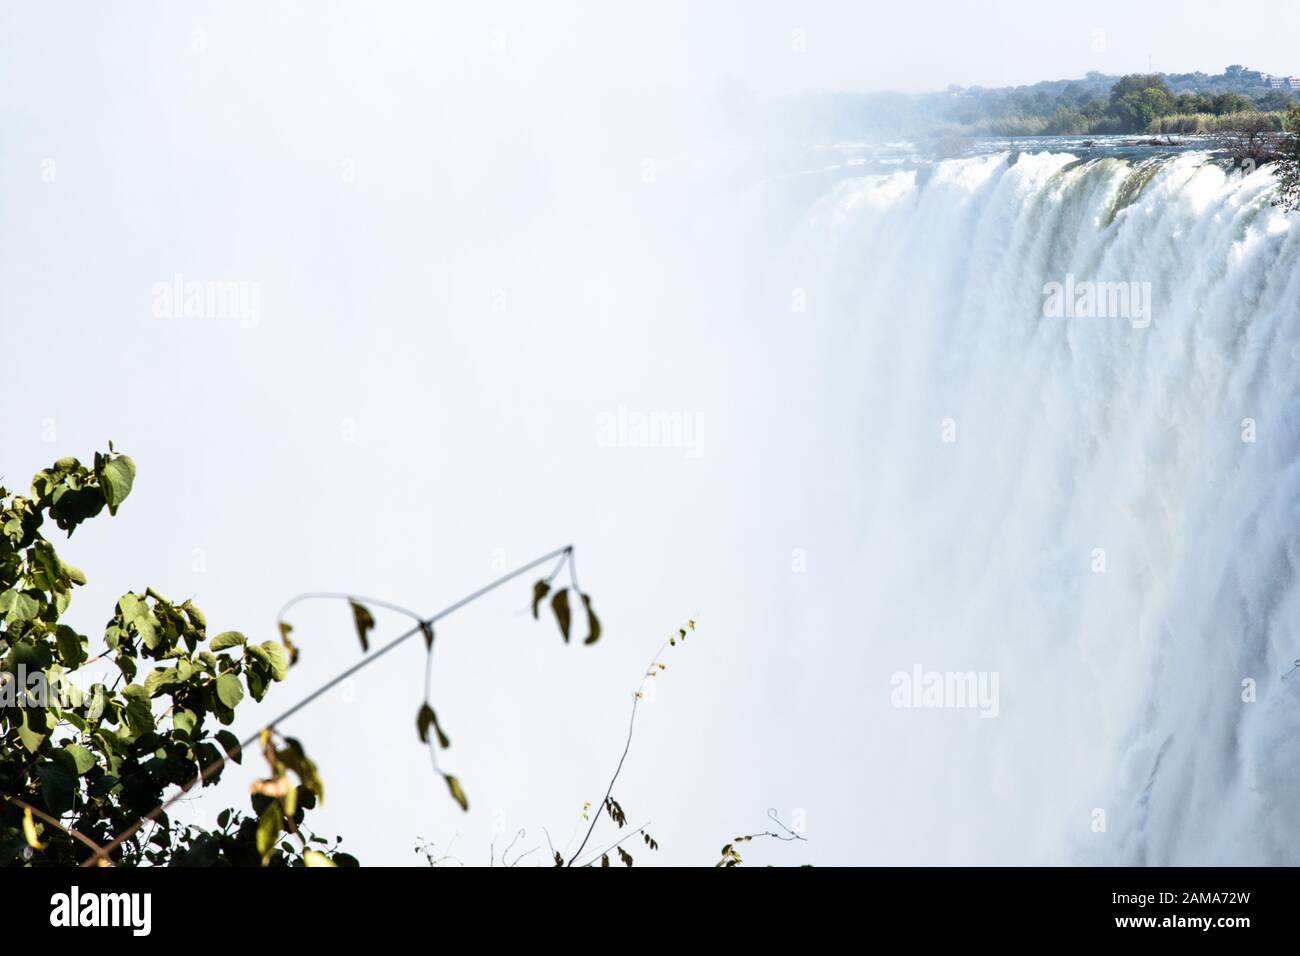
top-left (5, 866), bottom-right (1285, 941)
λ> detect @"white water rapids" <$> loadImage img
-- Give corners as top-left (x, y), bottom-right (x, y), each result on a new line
top-left (759, 151), bottom-right (1300, 864)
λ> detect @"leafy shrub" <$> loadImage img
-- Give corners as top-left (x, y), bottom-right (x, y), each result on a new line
top-left (0, 448), bottom-right (348, 867)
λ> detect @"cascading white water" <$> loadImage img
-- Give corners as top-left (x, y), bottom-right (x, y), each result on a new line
top-left (783, 151), bottom-right (1300, 864)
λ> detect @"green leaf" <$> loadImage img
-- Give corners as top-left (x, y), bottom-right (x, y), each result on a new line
top-left (256, 800), bottom-right (283, 859)
top-left (143, 666), bottom-right (178, 698)
top-left (60, 559), bottom-right (87, 586)
top-left (215, 729), bottom-right (243, 764)
top-left (581, 592), bottom-right (601, 645)
top-left (216, 672), bottom-right (245, 709)
top-left (550, 589), bottom-right (571, 643)
top-left (173, 708), bottom-right (198, 735)
top-left (531, 580), bottom-right (550, 620)
top-left (444, 773), bottom-right (468, 812)
top-left (18, 710), bottom-right (45, 752)
top-left (36, 760), bottom-right (76, 815)
top-left (55, 625), bottom-right (87, 667)
top-left (349, 600), bottom-right (374, 653)
top-left (63, 744), bottom-right (96, 775)
top-left (257, 641), bottom-right (290, 681)
top-left (246, 641), bottom-right (289, 682)
top-left (210, 631), bottom-right (246, 651)
top-left (278, 620), bottom-right (298, 665)
top-left (8, 640), bottom-right (52, 671)
top-left (245, 665), bottom-right (269, 702)
top-left (304, 849), bottom-right (337, 867)
top-left (122, 697), bottom-right (155, 738)
top-left (417, 704), bottom-right (451, 748)
top-left (0, 589), bottom-right (40, 623)
top-left (182, 600), bottom-right (207, 629)
top-left (99, 455), bottom-right (136, 515)
top-left (118, 593), bottom-right (160, 648)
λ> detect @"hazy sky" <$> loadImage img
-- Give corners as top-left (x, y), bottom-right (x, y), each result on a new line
top-left (2, 0), bottom-right (1295, 867)
top-left (695, 0), bottom-right (1300, 93)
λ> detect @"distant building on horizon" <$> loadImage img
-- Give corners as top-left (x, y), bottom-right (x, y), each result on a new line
top-left (1261, 73), bottom-right (1300, 90)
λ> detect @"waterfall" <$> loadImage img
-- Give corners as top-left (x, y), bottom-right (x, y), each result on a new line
top-left (780, 151), bottom-right (1300, 864)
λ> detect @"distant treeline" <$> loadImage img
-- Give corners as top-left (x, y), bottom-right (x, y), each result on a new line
top-left (780, 66), bottom-right (1299, 139)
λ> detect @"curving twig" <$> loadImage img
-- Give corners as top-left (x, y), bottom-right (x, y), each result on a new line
top-left (87, 545), bottom-right (575, 866)
top-left (736, 807), bottom-right (808, 844)
top-left (276, 592), bottom-right (426, 628)
top-left (566, 619), bottom-right (692, 865)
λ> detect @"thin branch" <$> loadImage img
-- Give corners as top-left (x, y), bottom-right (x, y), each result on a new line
top-left (6, 795), bottom-right (113, 864)
top-left (502, 827), bottom-right (525, 862)
top-left (566, 699), bottom-right (641, 866)
top-left (543, 551), bottom-right (570, 587)
top-left (423, 622), bottom-right (437, 702)
top-left (501, 828), bottom-right (538, 867)
top-left (276, 592), bottom-right (426, 628)
top-left (737, 808), bottom-right (808, 843)
top-left (565, 549), bottom-right (582, 595)
top-left (416, 834), bottom-right (463, 867)
top-left (718, 809), bottom-right (808, 866)
top-left (566, 629), bottom-right (677, 866)
top-left (575, 821), bottom-right (650, 868)
top-left (87, 545), bottom-right (574, 866)
top-left (508, 845), bottom-right (538, 867)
